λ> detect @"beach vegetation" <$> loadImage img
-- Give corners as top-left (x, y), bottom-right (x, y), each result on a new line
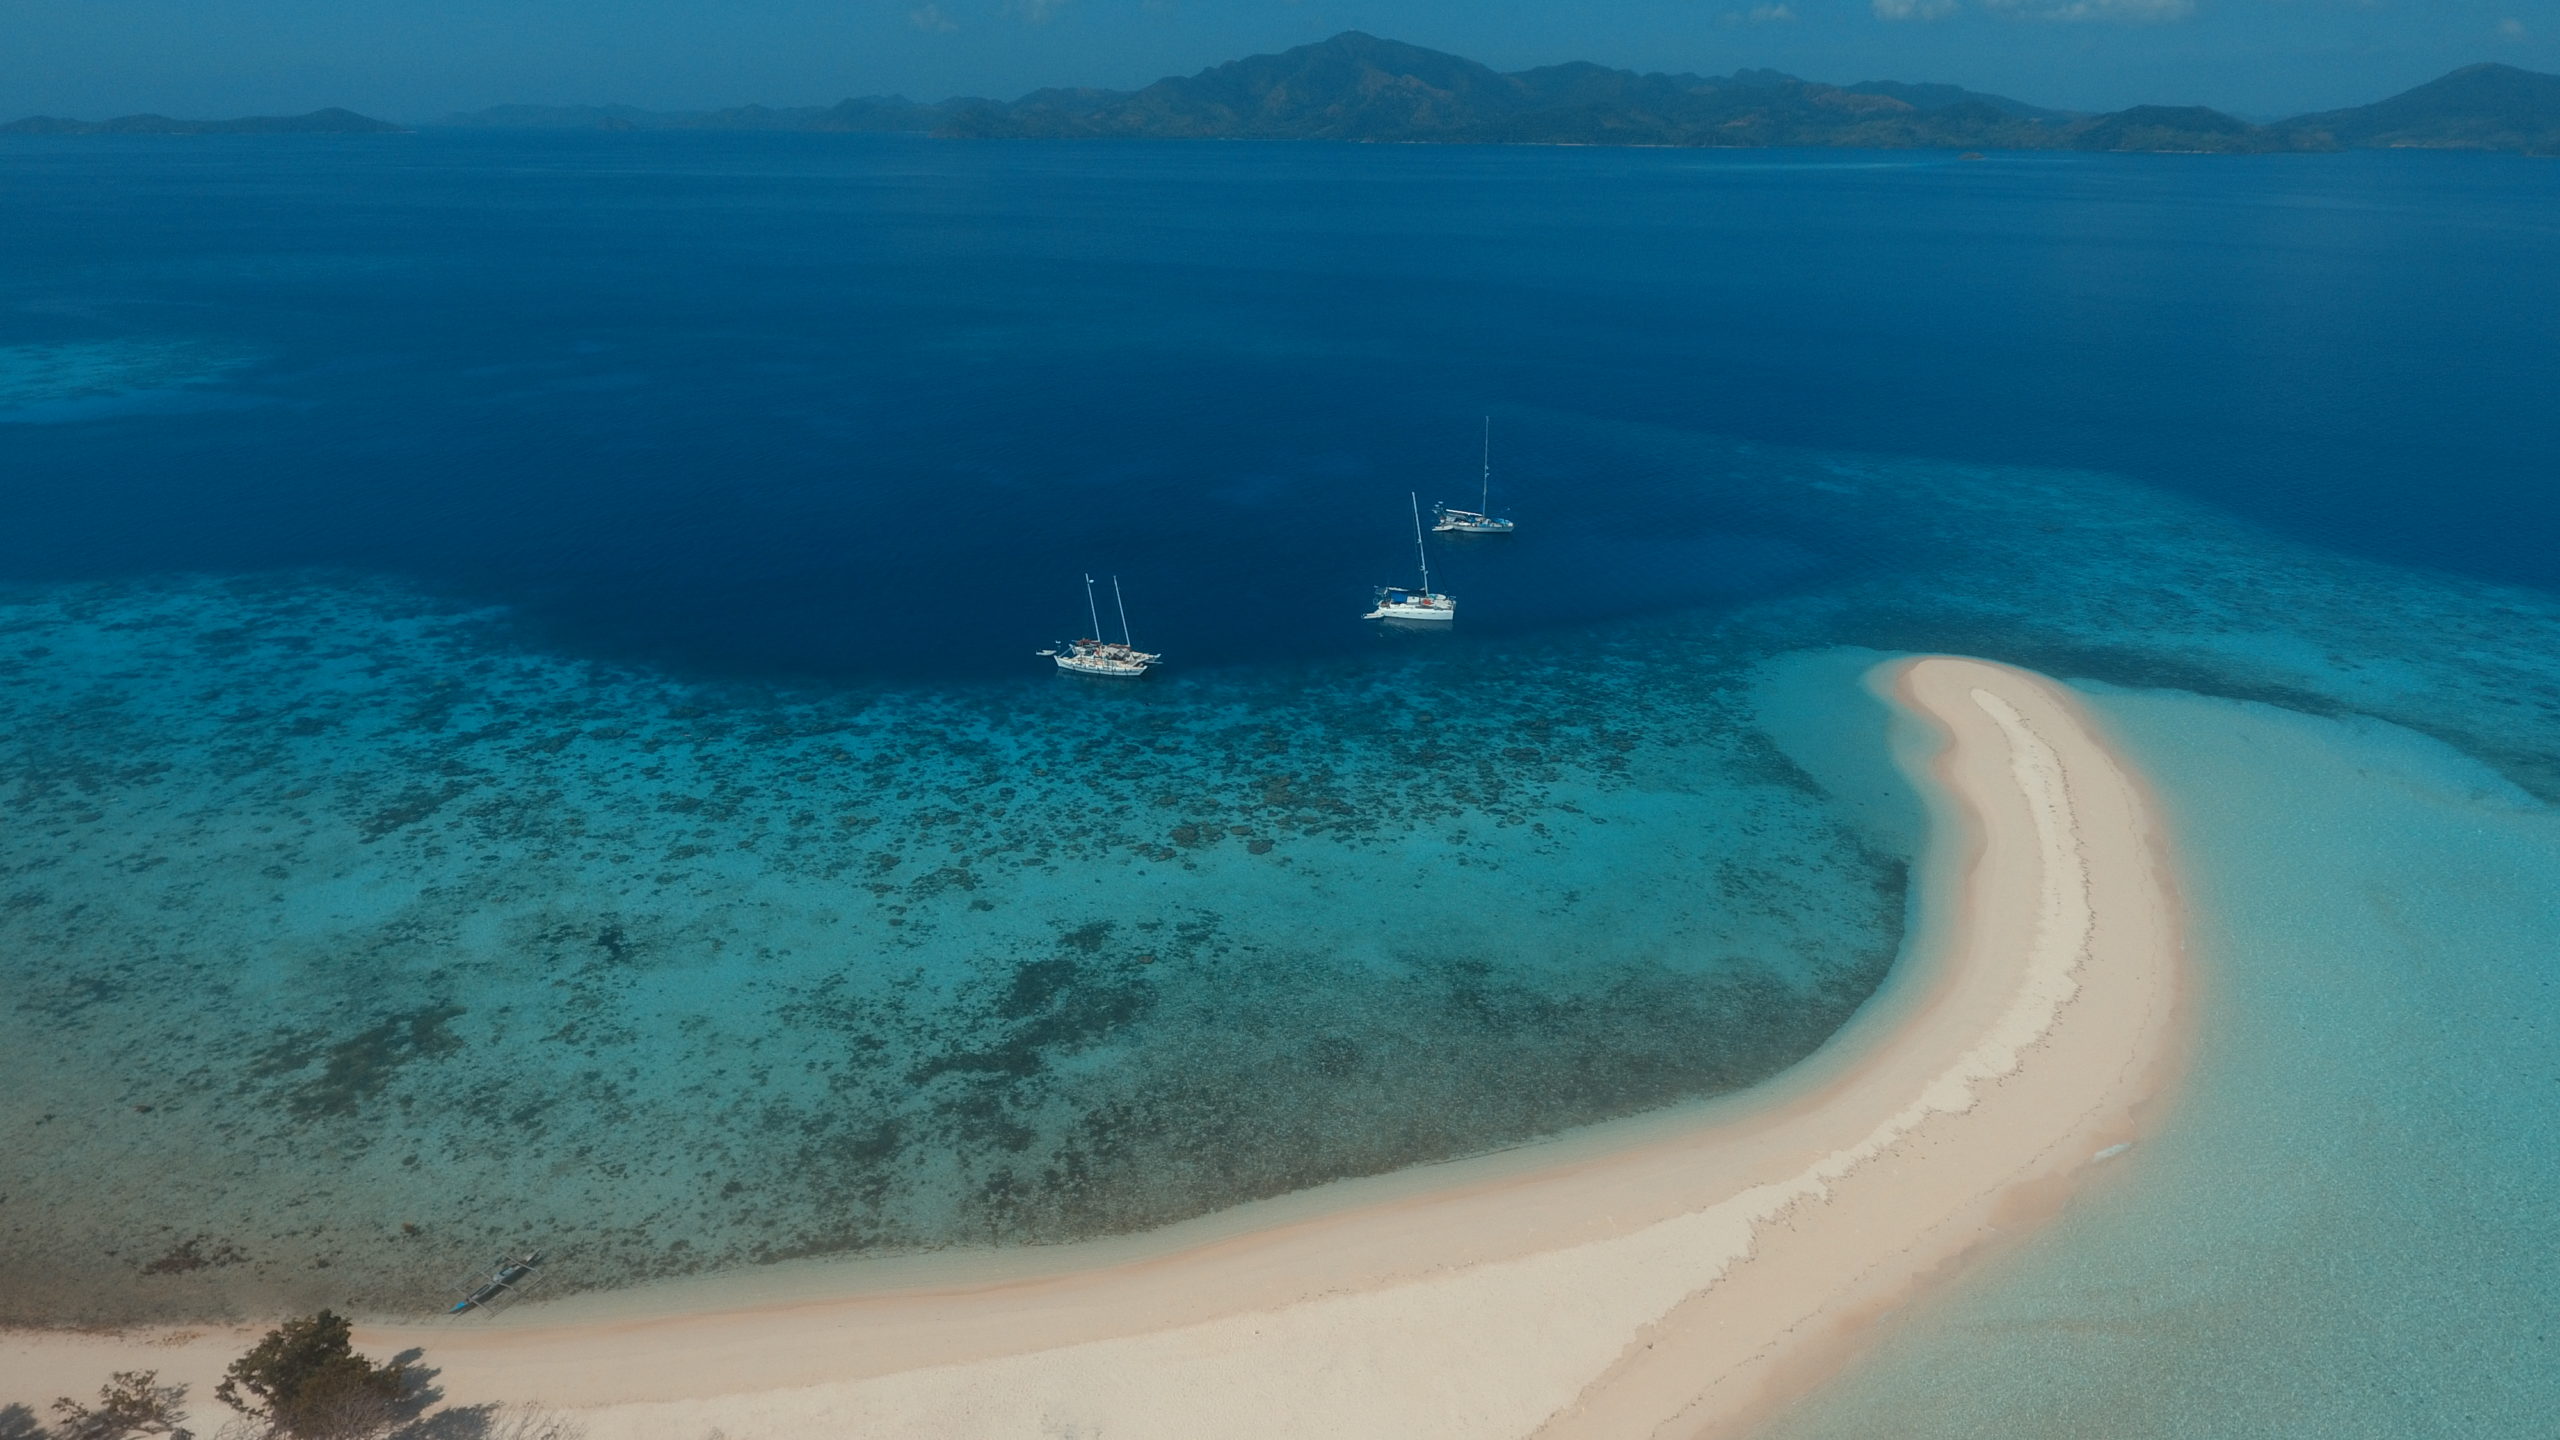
top-left (48, 1371), bottom-right (192, 1439)
top-left (476, 1407), bottom-right (586, 1440)
top-left (213, 1312), bottom-right (407, 1439)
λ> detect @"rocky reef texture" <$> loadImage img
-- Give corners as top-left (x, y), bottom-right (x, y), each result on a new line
top-left (0, 568), bottom-right (1906, 1325)
top-left (15, 403), bottom-right (2560, 1327)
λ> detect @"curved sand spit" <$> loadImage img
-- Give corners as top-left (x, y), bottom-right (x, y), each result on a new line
top-left (4, 657), bottom-right (2186, 1438)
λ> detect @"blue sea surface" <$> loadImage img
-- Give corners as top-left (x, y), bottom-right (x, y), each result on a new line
top-left (1, 130), bottom-right (2556, 1427)
top-left (4, 135), bottom-right (2556, 679)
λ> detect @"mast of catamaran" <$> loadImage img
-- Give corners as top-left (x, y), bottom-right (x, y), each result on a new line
top-left (1481, 416), bottom-right (1492, 514)
top-left (1083, 574), bottom-right (1104, 642)
top-left (1112, 574), bottom-right (1135, 649)
top-left (1409, 492), bottom-right (1430, 593)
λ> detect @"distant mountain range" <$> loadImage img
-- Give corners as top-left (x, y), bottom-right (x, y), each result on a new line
top-left (2283, 60), bottom-right (2560, 154)
top-left (11, 36), bottom-right (2558, 156)
top-left (0, 107), bottom-right (402, 136)
top-left (925, 34), bottom-right (2560, 155)
top-left (938, 34), bottom-right (2104, 150)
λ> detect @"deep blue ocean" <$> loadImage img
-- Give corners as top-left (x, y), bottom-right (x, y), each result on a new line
top-left (4, 133), bottom-right (2557, 1432)
top-left (5, 134), bottom-right (2556, 679)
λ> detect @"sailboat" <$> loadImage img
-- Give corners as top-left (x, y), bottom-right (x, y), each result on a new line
top-left (1432, 417), bottom-right (1516, 534)
top-left (1039, 574), bottom-right (1162, 677)
top-left (1365, 493), bottom-right (1456, 622)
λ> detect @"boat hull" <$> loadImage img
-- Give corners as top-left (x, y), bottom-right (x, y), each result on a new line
top-left (1431, 505), bottom-right (1513, 534)
top-left (1055, 656), bottom-right (1154, 677)
top-left (1042, 639), bottom-right (1161, 677)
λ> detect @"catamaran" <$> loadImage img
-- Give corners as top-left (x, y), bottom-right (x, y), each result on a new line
top-left (1432, 417), bottom-right (1516, 534)
top-left (1040, 574), bottom-right (1162, 677)
top-left (1366, 493), bottom-right (1456, 622)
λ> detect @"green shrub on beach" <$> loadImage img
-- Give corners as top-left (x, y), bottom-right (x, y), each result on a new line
top-left (49, 1370), bottom-right (192, 1439)
top-left (476, 1406), bottom-right (586, 1440)
top-left (213, 1312), bottom-right (407, 1439)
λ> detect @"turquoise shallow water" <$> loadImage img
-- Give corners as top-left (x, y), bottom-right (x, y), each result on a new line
top-left (0, 561), bottom-right (1911, 1322)
top-left (4, 142), bottom-right (2557, 1427)
top-left (1759, 687), bottom-right (2560, 1438)
top-left (12, 412), bottom-right (2560, 1340)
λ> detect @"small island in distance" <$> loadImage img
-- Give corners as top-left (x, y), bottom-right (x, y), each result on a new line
top-left (1, 106), bottom-right (404, 136)
top-left (11, 32), bottom-right (2560, 155)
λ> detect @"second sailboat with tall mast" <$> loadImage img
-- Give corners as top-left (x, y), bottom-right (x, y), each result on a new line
top-left (1432, 416), bottom-right (1516, 534)
top-left (1365, 493), bottom-right (1456, 622)
top-left (1040, 574), bottom-right (1162, 676)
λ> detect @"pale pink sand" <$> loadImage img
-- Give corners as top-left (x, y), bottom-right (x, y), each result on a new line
top-left (5, 656), bottom-right (2185, 1440)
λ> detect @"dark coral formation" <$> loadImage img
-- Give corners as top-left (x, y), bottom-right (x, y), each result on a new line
top-left (0, 550), bottom-right (1906, 1324)
top-left (19, 416), bottom-right (2556, 1326)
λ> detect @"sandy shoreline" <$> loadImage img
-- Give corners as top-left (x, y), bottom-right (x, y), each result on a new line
top-left (5, 657), bottom-right (2186, 1438)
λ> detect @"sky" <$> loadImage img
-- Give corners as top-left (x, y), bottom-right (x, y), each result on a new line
top-left (1, 0), bottom-right (2553, 123)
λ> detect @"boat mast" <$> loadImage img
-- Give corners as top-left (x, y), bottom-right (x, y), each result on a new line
top-left (1481, 415), bottom-right (1492, 513)
top-left (1083, 574), bottom-right (1103, 642)
top-left (1112, 574), bottom-right (1135, 648)
top-left (1409, 492), bottom-right (1430, 594)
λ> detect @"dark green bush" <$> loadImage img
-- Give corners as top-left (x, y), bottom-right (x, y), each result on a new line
top-left (213, 1312), bottom-right (407, 1439)
top-left (49, 1370), bottom-right (191, 1439)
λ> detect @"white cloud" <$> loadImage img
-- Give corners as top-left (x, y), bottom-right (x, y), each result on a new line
top-left (2498, 17), bottom-right (2528, 41)
top-left (1014, 0), bottom-right (1071, 22)
top-left (908, 3), bottom-right (958, 31)
top-left (1873, 0), bottom-right (1959, 19)
top-left (1722, 3), bottom-right (1798, 24)
top-left (1983, 0), bottom-right (2198, 19)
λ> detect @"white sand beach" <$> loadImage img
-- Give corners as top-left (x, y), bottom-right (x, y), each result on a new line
top-left (5, 656), bottom-right (2186, 1438)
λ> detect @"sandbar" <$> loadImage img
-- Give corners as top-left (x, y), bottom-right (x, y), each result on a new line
top-left (3, 656), bottom-right (2186, 1438)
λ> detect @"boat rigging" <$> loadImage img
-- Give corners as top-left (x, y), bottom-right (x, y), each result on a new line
top-left (1432, 417), bottom-right (1516, 535)
top-left (1366, 493), bottom-right (1457, 622)
top-left (1039, 574), bottom-right (1163, 677)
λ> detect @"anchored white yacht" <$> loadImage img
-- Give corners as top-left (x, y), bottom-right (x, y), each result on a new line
top-left (1432, 417), bottom-right (1516, 535)
top-left (1040, 574), bottom-right (1162, 677)
top-left (1366, 493), bottom-right (1456, 622)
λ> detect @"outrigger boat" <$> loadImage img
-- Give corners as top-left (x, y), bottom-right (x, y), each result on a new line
top-left (1366, 493), bottom-right (1456, 622)
top-left (1039, 574), bottom-right (1161, 678)
top-left (449, 1250), bottom-right (544, 1315)
top-left (1432, 417), bottom-right (1515, 535)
